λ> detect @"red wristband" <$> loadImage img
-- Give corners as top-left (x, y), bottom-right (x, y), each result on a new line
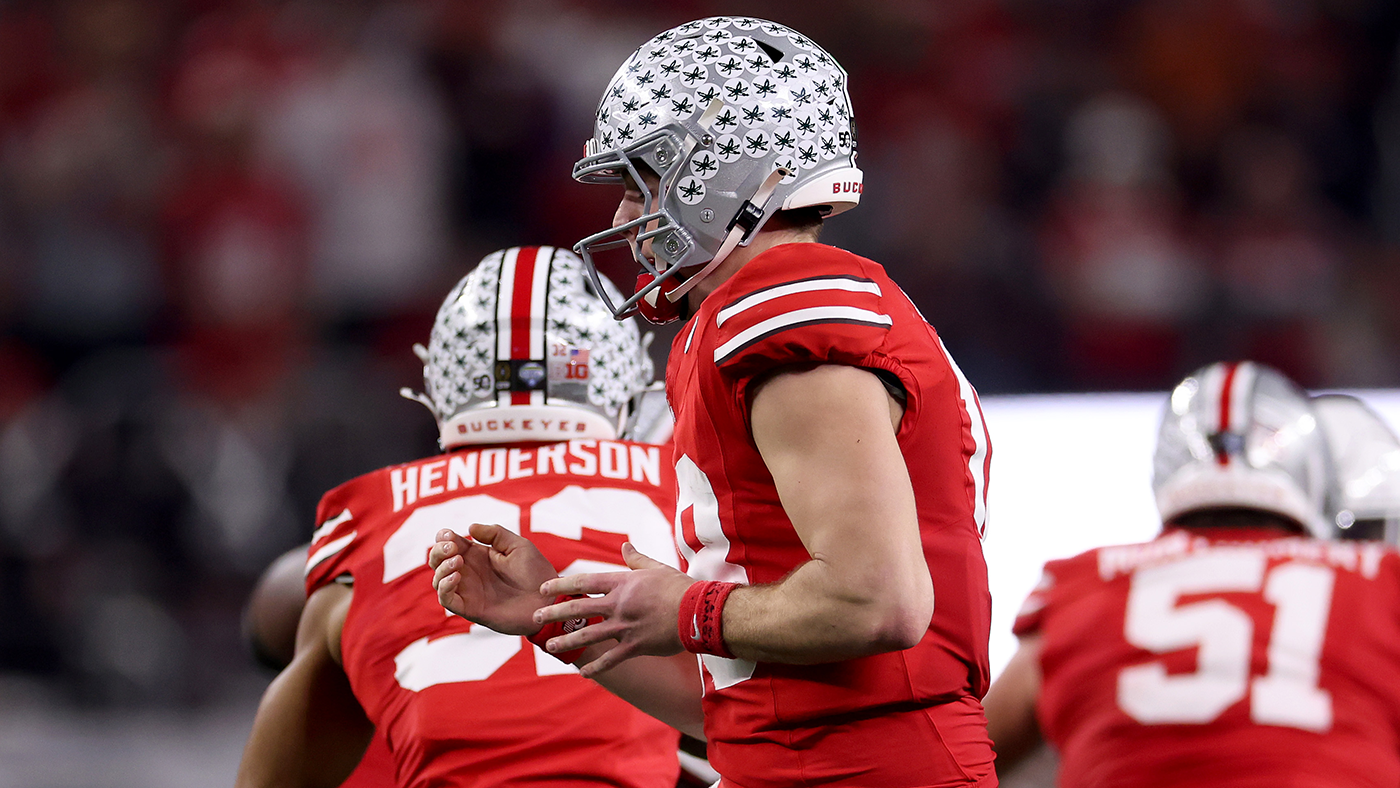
top-left (528, 595), bottom-right (601, 664)
top-left (678, 581), bottom-right (740, 658)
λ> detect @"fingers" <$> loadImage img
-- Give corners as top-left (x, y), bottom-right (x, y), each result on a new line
top-left (542, 618), bottom-right (623, 659)
top-left (540, 571), bottom-right (628, 598)
top-left (428, 529), bottom-right (472, 570)
top-left (576, 640), bottom-right (639, 679)
top-left (534, 594), bottom-right (610, 626)
top-left (468, 522), bottom-right (524, 551)
top-left (621, 541), bottom-right (669, 571)
top-left (432, 552), bottom-right (463, 590)
top-left (433, 560), bottom-right (464, 615)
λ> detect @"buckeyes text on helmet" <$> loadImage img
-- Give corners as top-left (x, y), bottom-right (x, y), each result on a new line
top-left (572, 17), bottom-right (863, 322)
top-left (401, 246), bottom-right (655, 449)
top-left (1152, 361), bottom-right (1338, 538)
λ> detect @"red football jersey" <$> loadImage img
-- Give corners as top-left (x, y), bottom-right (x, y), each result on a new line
top-left (340, 730), bottom-right (395, 787)
top-left (666, 243), bottom-right (996, 787)
top-left (1015, 527), bottom-right (1400, 788)
top-left (306, 439), bottom-right (682, 788)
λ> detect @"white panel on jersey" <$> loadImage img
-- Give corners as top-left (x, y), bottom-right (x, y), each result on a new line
top-left (312, 509), bottom-right (353, 543)
top-left (528, 486), bottom-right (679, 569)
top-left (674, 454), bottom-right (748, 584)
top-left (532, 643), bottom-right (581, 676)
top-left (1117, 551), bottom-right (1264, 723)
top-left (306, 533), bottom-right (356, 577)
top-left (394, 627), bottom-right (523, 691)
top-left (673, 454), bottom-right (756, 690)
top-left (383, 496), bottom-right (522, 583)
top-left (556, 558), bottom-right (627, 577)
top-left (936, 337), bottom-right (990, 537)
top-left (703, 653), bottom-right (757, 691)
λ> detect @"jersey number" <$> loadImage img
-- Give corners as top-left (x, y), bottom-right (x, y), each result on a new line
top-left (387, 487), bottom-right (673, 691)
top-left (1116, 553), bottom-right (1334, 731)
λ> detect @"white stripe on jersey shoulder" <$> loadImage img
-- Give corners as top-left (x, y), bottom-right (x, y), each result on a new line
top-left (305, 532), bottom-right (356, 577)
top-left (311, 509), bottom-right (353, 544)
top-left (715, 275), bottom-right (882, 327)
top-left (713, 305), bottom-right (892, 365)
top-left (684, 318), bottom-right (698, 354)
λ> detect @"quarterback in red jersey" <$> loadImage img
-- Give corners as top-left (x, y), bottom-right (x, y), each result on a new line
top-left (984, 361), bottom-right (1400, 788)
top-left (432, 17), bottom-right (996, 788)
top-left (236, 246), bottom-right (683, 788)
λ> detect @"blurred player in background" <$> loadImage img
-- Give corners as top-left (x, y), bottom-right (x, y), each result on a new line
top-left (236, 246), bottom-right (685, 788)
top-left (242, 544), bottom-right (397, 787)
top-left (1313, 393), bottom-right (1400, 544)
top-left (985, 361), bottom-right (1400, 787)
top-left (432, 17), bottom-right (996, 788)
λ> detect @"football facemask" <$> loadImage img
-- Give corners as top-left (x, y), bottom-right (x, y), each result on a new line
top-left (573, 16), bottom-right (864, 323)
top-left (401, 246), bottom-right (655, 449)
top-left (1153, 361), bottom-right (1337, 538)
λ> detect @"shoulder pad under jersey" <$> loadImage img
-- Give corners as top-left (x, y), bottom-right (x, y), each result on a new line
top-left (710, 244), bottom-right (893, 378)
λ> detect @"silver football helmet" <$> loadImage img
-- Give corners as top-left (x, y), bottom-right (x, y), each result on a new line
top-left (573, 17), bottom-right (863, 323)
top-left (1153, 361), bottom-right (1336, 537)
top-left (402, 246), bottom-right (655, 449)
top-left (1313, 394), bottom-right (1400, 543)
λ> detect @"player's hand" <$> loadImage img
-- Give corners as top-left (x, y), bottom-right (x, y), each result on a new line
top-left (429, 524), bottom-right (556, 636)
top-left (534, 542), bottom-right (694, 678)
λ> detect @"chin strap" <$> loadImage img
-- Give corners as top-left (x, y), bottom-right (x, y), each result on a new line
top-left (663, 164), bottom-right (790, 304)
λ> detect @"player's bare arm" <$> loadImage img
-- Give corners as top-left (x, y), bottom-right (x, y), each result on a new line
top-left (235, 582), bottom-right (373, 788)
top-left (722, 362), bottom-right (931, 661)
top-left (537, 363), bottom-right (930, 667)
top-left (982, 633), bottom-right (1044, 772)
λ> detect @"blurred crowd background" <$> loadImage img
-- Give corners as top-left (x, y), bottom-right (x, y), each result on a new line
top-left (0, 0), bottom-right (1398, 759)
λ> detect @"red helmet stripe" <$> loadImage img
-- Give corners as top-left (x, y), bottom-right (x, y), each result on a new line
top-left (509, 246), bottom-right (544, 405)
top-left (1217, 362), bottom-right (1240, 465)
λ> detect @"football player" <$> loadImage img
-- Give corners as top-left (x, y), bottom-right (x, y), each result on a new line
top-left (431, 17), bottom-right (996, 788)
top-left (236, 247), bottom-right (685, 788)
top-left (983, 361), bottom-right (1400, 787)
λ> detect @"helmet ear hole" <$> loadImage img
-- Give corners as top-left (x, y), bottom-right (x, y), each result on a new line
top-left (754, 40), bottom-right (784, 62)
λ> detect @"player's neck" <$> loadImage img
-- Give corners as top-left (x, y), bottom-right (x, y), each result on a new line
top-left (684, 228), bottom-right (816, 309)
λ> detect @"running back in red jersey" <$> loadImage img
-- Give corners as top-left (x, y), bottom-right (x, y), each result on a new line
top-left (1016, 527), bottom-right (1400, 788)
top-left (306, 438), bottom-right (682, 788)
top-left (667, 242), bottom-right (996, 788)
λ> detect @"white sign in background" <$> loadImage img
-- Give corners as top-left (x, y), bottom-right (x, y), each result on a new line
top-left (979, 389), bottom-right (1400, 679)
